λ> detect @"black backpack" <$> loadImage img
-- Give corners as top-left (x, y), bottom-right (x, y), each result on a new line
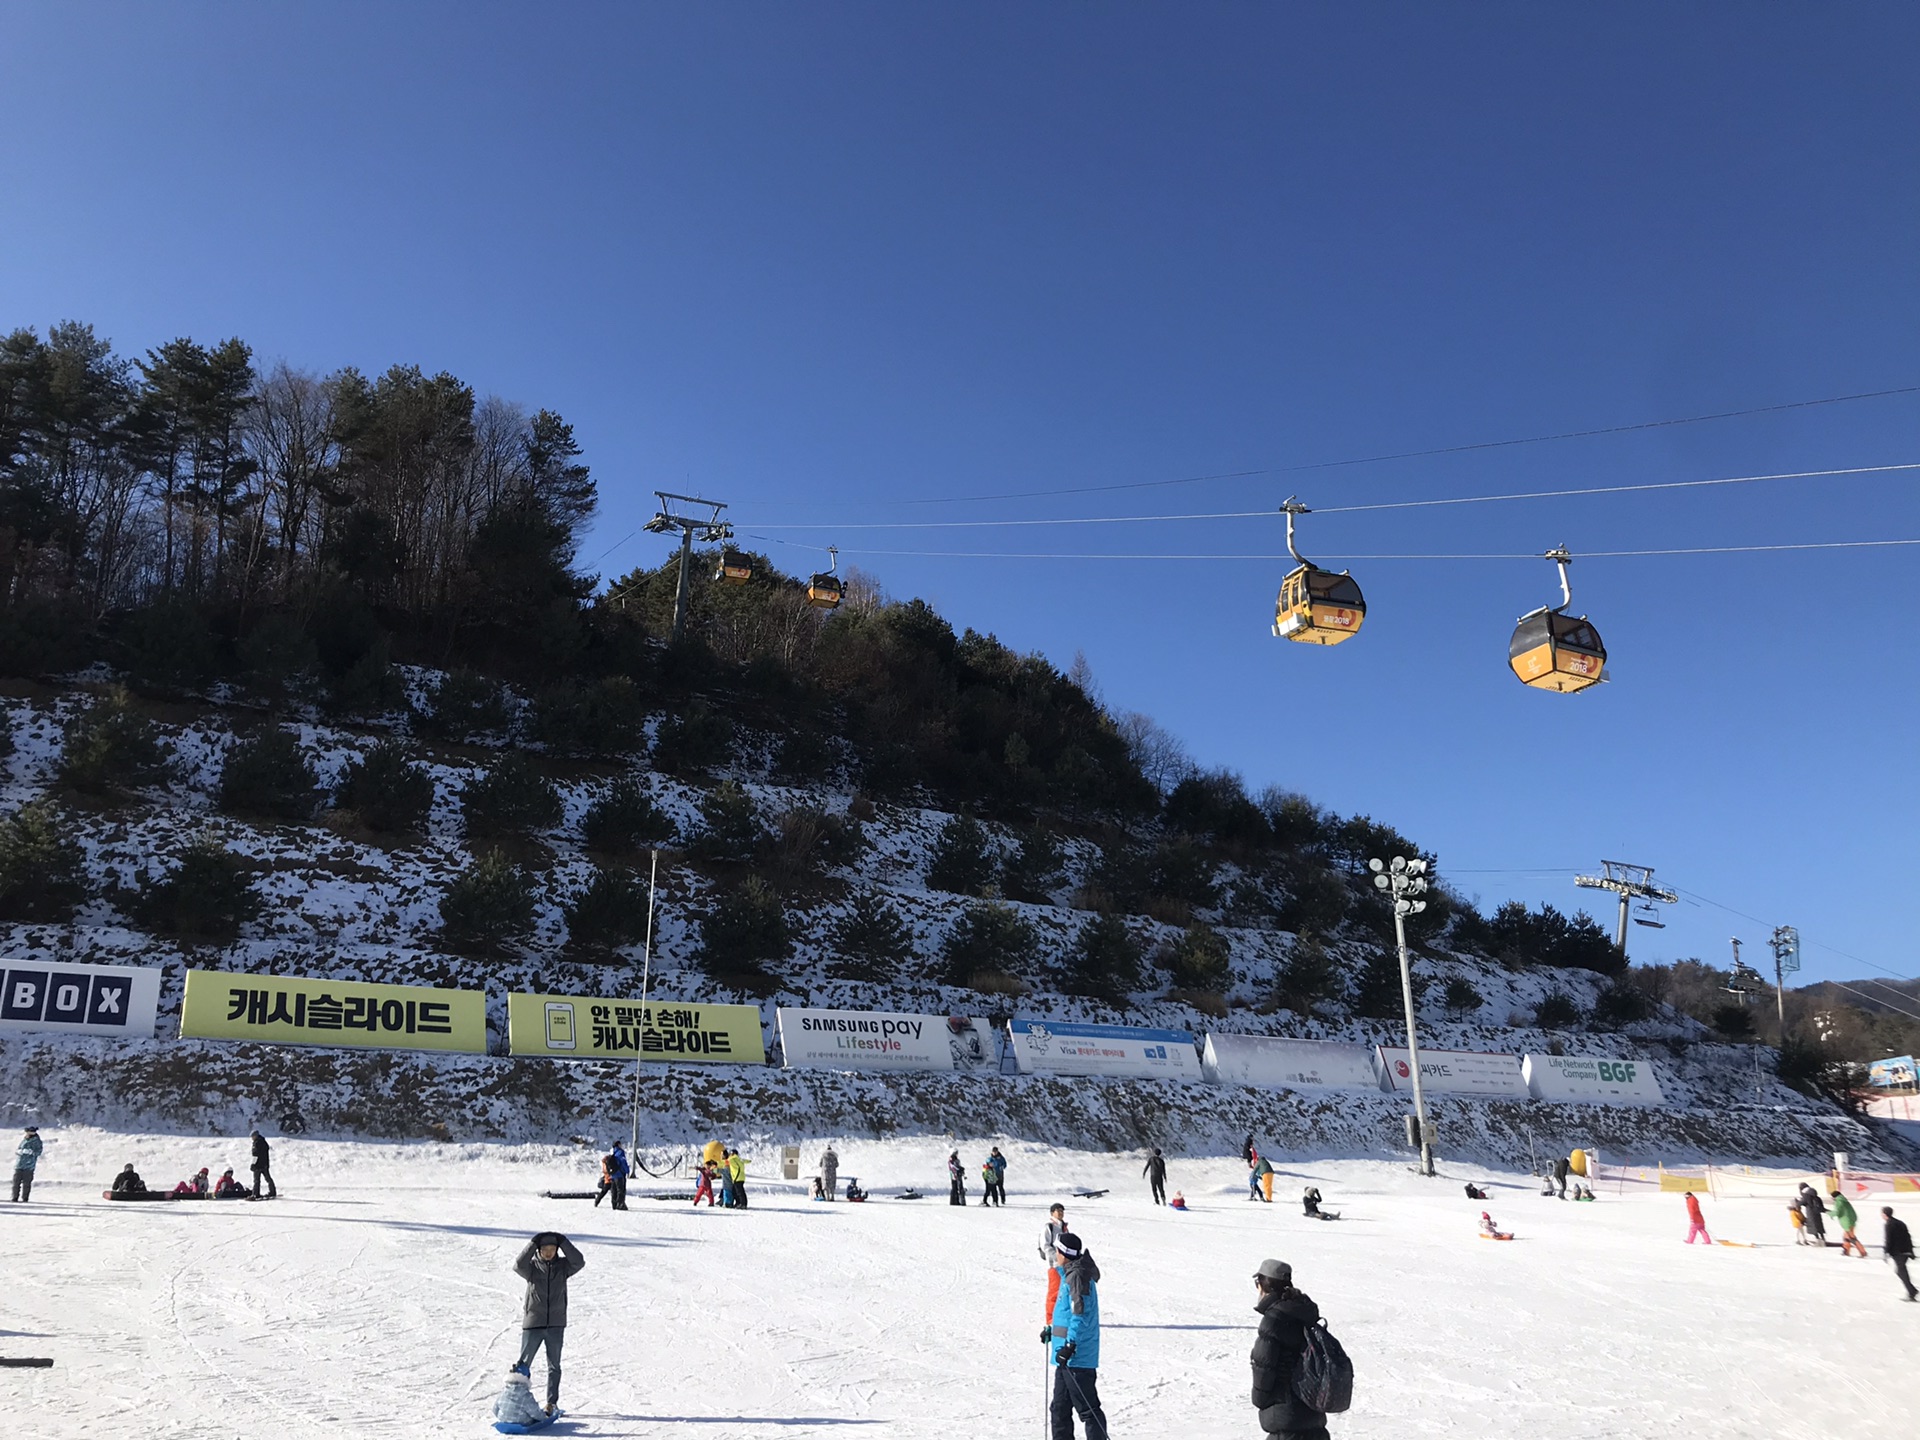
top-left (1293, 1316), bottom-right (1354, 1414)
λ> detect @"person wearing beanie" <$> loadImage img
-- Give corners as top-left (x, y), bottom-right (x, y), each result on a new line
top-left (1829, 1191), bottom-right (1867, 1257)
top-left (1045, 1231), bottom-right (1106, 1439)
top-left (1882, 1207), bottom-right (1917, 1301)
top-left (1250, 1258), bottom-right (1328, 1439)
top-left (512, 1232), bottom-right (586, 1417)
top-left (12, 1126), bottom-right (42, 1202)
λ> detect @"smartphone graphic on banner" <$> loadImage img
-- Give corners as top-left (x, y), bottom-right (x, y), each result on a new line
top-left (545, 1002), bottom-right (577, 1050)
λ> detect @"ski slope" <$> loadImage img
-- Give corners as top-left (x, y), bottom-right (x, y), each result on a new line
top-left (3, 1131), bottom-right (1911, 1439)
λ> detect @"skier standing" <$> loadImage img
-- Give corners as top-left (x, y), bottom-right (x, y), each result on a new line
top-left (719, 1149), bottom-right (737, 1207)
top-left (512, 1231), bottom-right (585, 1419)
top-left (821, 1145), bottom-right (839, 1201)
top-left (948, 1151), bottom-right (967, 1207)
top-left (1798, 1184), bottom-right (1828, 1246)
top-left (605, 1142), bottom-right (630, 1211)
top-left (11, 1126), bottom-right (42, 1202)
top-left (727, 1149), bottom-right (749, 1208)
top-left (1551, 1156), bottom-right (1570, 1199)
top-left (1040, 1202), bottom-right (1067, 1322)
top-left (1830, 1191), bottom-right (1867, 1258)
top-left (1881, 1206), bottom-right (1917, 1301)
top-left (983, 1147), bottom-right (1007, 1206)
top-left (249, 1128), bottom-right (276, 1200)
top-left (1045, 1232), bottom-right (1106, 1439)
top-left (1250, 1258), bottom-right (1329, 1439)
top-left (1683, 1191), bottom-right (1711, 1245)
top-left (1143, 1148), bottom-right (1167, 1205)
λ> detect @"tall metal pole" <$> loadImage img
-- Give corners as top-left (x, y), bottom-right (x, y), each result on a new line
top-left (1372, 856), bottom-right (1435, 1177)
top-left (670, 526), bottom-right (695, 644)
top-left (629, 848), bottom-right (661, 1158)
top-left (1392, 901), bottom-right (1436, 1177)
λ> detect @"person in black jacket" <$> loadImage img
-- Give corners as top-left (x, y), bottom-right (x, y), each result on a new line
top-left (249, 1129), bottom-right (276, 1200)
top-left (1883, 1207), bottom-right (1917, 1302)
top-left (1144, 1148), bottom-right (1167, 1205)
top-left (514, 1232), bottom-right (586, 1416)
top-left (1798, 1184), bottom-right (1827, 1245)
top-left (1250, 1258), bottom-right (1329, 1440)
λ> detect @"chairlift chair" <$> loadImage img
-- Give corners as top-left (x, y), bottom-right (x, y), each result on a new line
top-left (1271, 499), bottom-right (1366, 645)
top-left (1509, 547), bottom-right (1606, 693)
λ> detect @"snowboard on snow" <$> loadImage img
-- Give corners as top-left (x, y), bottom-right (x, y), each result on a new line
top-left (539, 1191), bottom-right (600, 1200)
top-left (1478, 1232), bottom-right (1515, 1241)
top-left (1073, 1188), bottom-right (1109, 1199)
top-left (494, 1407), bottom-right (563, 1433)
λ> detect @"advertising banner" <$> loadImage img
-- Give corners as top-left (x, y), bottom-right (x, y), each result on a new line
top-left (1007, 1018), bottom-right (1200, 1079)
top-left (508, 994), bottom-right (766, 1064)
top-left (777, 1008), bottom-right (999, 1073)
top-left (1522, 1053), bottom-right (1667, 1106)
top-left (0, 961), bottom-right (162, 1040)
top-left (180, 971), bottom-right (485, 1053)
top-left (1201, 1033), bottom-right (1381, 1091)
top-left (1868, 1056), bottom-right (1916, 1090)
top-left (1376, 1046), bottom-right (1527, 1098)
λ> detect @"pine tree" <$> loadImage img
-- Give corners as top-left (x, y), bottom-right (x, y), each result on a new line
top-left (1065, 912), bottom-right (1143, 998)
top-left (130, 836), bottom-right (262, 941)
top-left (335, 741), bottom-right (436, 836)
top-left (927, 813), bottom-right (995, 896)
top-left (0, 801), bottom-right (88, 923)
top-left (416, 670), bottom-right (508, 741)
top-left (1534, 990), bottom-right (1584, 1030)
top-left (1443, 976), bottom-right (1484, 1017)
top-left (217, 726), bottom-right (322, 821)
top-left (563, 867), bottom-right (650, 958)
top-left (461, 753), bottom-right (563, 842)
top-left (699, 875), bottom-right (790, 975)
top-left (1271, 933), bottom-right (1340, 1015)
top-left (692, 780), bottom-right (764, 862)
top-left (59, 688), bottom-right (173, 796)
top-left (941, 901), bottom-right (1038, 988)
top-left (581, 777), bottom-right (676, 856)
top-left (1352, 948), bottom-right (1426, 1019)
top-left (831, 890), bottom-right (914, 981)
top-left (1000, 826), bottom-right (1064, 903)
top-left (438, 849), bottom-right (538, 955)
top-left (1166, 922), bottom-right (1232, 989)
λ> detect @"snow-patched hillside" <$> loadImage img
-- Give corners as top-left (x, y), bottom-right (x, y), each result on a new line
top-left (0, 682), bottom-right (1877, 1166)
top-left (7, 1131), bottom-right (1915, 1440)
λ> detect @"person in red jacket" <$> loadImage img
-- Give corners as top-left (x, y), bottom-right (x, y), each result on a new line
top-left (1683, 1191), bottom-right (1712, 1245)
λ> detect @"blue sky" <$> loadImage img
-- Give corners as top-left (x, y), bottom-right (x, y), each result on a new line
top-left (3, 4), bottom-right (1916, 993)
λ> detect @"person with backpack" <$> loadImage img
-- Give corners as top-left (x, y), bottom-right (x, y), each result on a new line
top-left (1683, 1191), bottom-right (1711, 1245)
top-left (1830, 1191), bottom-right (1867, 1258)
top-left (1250, 1258), bottom-right (1337, 1439)
top-left (1144, 1148), bottom-right (1168, 1205)
top-left (1044, 1231), bottom-right (1106, 1439)
top-left (1882, 1206), bottom-right (1917, 1301)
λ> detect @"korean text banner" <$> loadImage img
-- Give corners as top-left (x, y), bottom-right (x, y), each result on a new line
top-left (1007, 1018), bottom-right (1200, 1079)
top-left (1523, 1053), bottom-right (1667, 1106)
top-left (180, 971), bottom-right (485, 1053)
top-left (0, 961), bottom-right (162, 1040)
top-left (777, 1008), bottom-right (998, 1073)
top-left (1376, 1046), bottom-right (1527, 1098)
top-left (509, 993), bottom-right (766, 1064)
top-left (1201, 1033), bottom-right (1381, 1091)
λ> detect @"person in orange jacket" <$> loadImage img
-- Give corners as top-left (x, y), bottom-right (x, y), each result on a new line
top-left (1683, 1191), bottom-right (1712, 1245)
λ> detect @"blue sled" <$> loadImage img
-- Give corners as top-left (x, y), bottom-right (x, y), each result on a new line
top-left (494, 1409), bottom-right (563, 1434)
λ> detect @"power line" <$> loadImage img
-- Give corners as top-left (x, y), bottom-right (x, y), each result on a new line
top-left (798, 537), bottom-right (1920, 562)
top-left (752, 461), bottom-right (1920, 532)
top-left (903, 384), bottom-right (1920, 505)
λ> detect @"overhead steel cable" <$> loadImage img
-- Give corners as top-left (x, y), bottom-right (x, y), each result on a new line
top-left (773, 537), bottom-right (1920, 562)
top-left (902, 383), bottom-right (1920, 505)
top-left (749, 461), bottom-right (1920, 532)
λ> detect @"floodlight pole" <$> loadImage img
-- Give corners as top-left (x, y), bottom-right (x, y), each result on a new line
top-left (1372, 855), bottom-right (1435, 1177)
top-left (629, 848), bottom-right (661, 1158)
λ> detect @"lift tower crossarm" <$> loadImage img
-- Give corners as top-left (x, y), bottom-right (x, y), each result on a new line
top-left (642, 491), bottom-right (734, 643)
top-left (1573, 860), bottom-right (1678, 961)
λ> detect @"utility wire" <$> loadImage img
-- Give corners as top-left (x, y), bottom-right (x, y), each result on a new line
top-left (904, 384), bottom-right (1920, 505)
top-left (752, 461), bottom-right (1920, 532)
top-left (803, 537), bottom-right (1920, 562)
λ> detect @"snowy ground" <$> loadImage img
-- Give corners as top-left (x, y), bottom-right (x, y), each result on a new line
top-left (3, 1131), bottom-right (1913, 1439)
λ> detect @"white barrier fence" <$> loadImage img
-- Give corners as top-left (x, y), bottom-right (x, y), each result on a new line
top-left (1201, 1033), bottom-right (1381, 1091)
top-left (1007, 1018), bottom-right (1201, 1079)
top-left (1523, 1053), bottom-right (1666, 1106)
top-left (1378, 1045), bottom-right (1529, 1099)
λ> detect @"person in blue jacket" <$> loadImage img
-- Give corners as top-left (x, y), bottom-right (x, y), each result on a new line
top-left (1043, 1230), bottom-right (1108, 1439)
top-left (12, 1126), bottom-right (43, 1202)
top-left (594, 1141), bottom-right (631, 1211)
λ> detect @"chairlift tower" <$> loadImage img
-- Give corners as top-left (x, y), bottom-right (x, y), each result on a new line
top-left (642, 492), bottom-right (734, 644)
top-left (1768, 925), bottom-right (1800, 1038)
top-left (1573, 860), bottom-right (1678, 961)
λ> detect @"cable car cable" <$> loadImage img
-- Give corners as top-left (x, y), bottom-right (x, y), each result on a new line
top-left (778, 537), bottom-right (1920, 562)
top-left (750, 460), bottom-right (1920, 532)
top-left (899, 383), bottom-right (1920, 505)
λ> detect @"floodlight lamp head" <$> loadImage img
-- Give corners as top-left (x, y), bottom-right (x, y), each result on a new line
top-left (1408, 859), bottom-right (1428, 875)
top-left (1412, 900), bottom-right (1427, 914)
top-left (1409, 877), bottom-right (1427, 895)
top-left (643, 513), bottom-right (672, 535)
top-left (1374, 875), bottom-right (1390, 890)
top-left (1391, 857), bottom-right (1407, 874)
top-left (1394, 899), bottom-right (1410, 916)
top-left (1368, 858), bottom-right (1384, 874)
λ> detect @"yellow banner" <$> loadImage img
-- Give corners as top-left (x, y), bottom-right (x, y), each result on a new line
top-left (180, 971), bottom-right (487, 1053)
top-left (508, 993), bottom-right (765, 1064)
